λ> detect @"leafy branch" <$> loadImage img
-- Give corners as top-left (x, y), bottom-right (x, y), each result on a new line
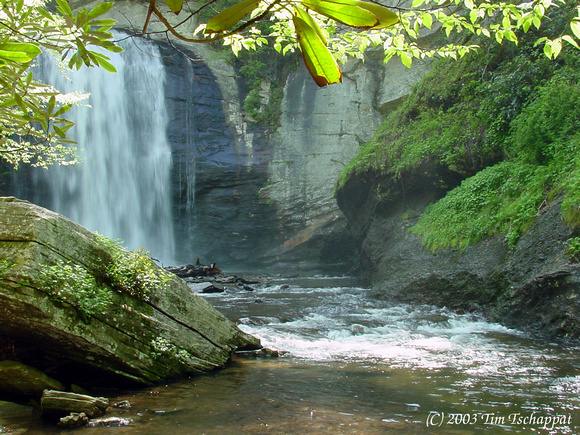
top-left (0, 0), bottom-right (122, 167)
top-left (145, 0), bottom-right (580, 86)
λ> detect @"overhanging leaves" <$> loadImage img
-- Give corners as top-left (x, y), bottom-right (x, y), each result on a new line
top-left (86, 2), bottom-right (114, 20)
top-left (302, 0), bottom-right (398, 29)
top-left (302, 0), bottom-right (378, 29)
top-left (293, 11), bottom-right (342, 87)
top-left (163, 0), bottom-right (183, 14)
top-left (295, 5), bottom-right (327, 45)
top-left (0, 43), bottom-right (42, 63)
top-left (205, 0), bottom-right (262, 34)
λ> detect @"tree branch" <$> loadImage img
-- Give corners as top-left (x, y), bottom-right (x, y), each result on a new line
top-left (144, 0), bottom-right (282, 44)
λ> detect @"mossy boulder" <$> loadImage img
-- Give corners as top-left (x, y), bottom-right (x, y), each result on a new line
top-left (0, 360), bottom-right (64, 402)
top-left (0, 197), bottom-right (260, 389)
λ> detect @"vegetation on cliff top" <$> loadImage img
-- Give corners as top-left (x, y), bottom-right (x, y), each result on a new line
top-left (337, 14), bottom-right (580, 251)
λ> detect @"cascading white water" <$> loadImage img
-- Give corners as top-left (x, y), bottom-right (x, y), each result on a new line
top-left (36, 36), bottom-right (176, 264)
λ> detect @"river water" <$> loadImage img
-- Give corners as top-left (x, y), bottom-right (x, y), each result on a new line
top-left (0, 276), bottom-right (578, 434)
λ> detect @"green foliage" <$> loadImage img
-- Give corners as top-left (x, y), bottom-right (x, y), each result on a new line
top-left (410, 161), bottom-right (550, 249)
top-left (411, 57), bottom-right (580, 250)
top-left (38, 260), bottom-right (113, 316)
top-left (339, 28), bottom-right (580, 251)
top-left (509, 67), bottom-right (580, 165)
top-left (566, 237), bottom-right (580, 262)
top-left (150, 337), bottom-right (193, 364)
top-left (239, 57), bottom-right (284, 128)
top-left (150, 0), bottom-right (580, 88)
top-left (0, 0), bottom-right (121, 168)
top-left (337, 48), bottom-right (517, 190)
top-left (95, 235), bottom-right (170, 301)
top-left (0, 259), bottom-right (15, 278)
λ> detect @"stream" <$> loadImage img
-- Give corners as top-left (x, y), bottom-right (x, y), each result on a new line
top-left (0, 275), bottom-right (578, 434)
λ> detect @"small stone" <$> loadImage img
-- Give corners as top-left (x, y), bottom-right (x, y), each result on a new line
top-left (239, 284), bottom-right (255, 292)
top-left (201, 283), bottom-right (225, 293)
top-left (57, 412), bottom-right (89, 428)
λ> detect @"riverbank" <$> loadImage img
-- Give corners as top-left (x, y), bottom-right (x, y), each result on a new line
top-left (337, 173), bottom-right (579, 340)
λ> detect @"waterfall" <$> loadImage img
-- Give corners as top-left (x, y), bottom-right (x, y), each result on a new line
top-left (35, 35), bottom-right (176, 264)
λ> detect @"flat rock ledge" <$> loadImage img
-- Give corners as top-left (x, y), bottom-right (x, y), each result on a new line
top-left (0, 197), bottom-right (261, 398)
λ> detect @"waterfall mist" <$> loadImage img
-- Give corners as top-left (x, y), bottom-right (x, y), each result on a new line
top-left (34, 36), bottom-right (176, 264)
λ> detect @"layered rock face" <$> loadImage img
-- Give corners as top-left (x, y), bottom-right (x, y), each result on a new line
top-left (163, 51), bottom-right (430, 271)
top-left (0, 197), bottom-right (259, 390)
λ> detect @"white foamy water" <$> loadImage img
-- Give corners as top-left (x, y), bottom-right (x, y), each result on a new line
top-left (236, 287), bottom-right (532, 373)
top-left (206, 276), bottom-right (580, 421)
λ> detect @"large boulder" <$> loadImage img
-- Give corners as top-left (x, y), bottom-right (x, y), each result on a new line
top-left (0, 197), bottom-right (260, 389)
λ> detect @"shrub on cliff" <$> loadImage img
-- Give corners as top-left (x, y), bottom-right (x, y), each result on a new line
top-left (411, 61), bottom-right (580, 250)
top-left (338, 22), bottom-right (580, 250)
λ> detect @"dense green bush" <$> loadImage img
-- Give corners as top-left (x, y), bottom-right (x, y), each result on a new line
top-left (336, 45), bottom-right (554, 191)
top-left (337, 32), bottom-right (580, 251)
top-left (96, 235), bottom-right (171, 301)
top-left (410, 161), bottom-right (549, 249)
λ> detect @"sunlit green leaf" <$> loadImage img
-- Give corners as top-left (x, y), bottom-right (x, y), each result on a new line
top-left (47, 96), bottom-right (56, 114)
top-left (163, 0), bottom-right (183, 14)
top-left (562, 35), bottom-right (580, 49)
top-left (54, 104), bottom-right (72, 117)
top-left (543, 40), bottom-right (553, 58)
top-left (76, 9), bottom-right (88, 28)
top-left (53, 125), bottom-right (67, 138)
top-left (87, 2), bottom-right (113, 20)
top-left (550, 38), bottom-right (562, 58)
top-left (35, 7), bottom-right (54, 21)
top-left (400, 51), bottom-right (412, 68)
top-left (91, 52), bottom-right (117, 72)
top-left (295, 6), bottom-right (327, 44)
top-left (102, 42), bottom-right (124, 53)
top-left (90, 19), bottom-right (117, 27)
top-left (292, 13), bottom-right (342, 87)
top-left (305, 0), bottom-right (399, 29)
top-left (55, 0), bottom-right (73, 17)
top-left (302, 0), bottom-right (378, 29)
top-left (205, 0), bottom-right (261, 34)
top-left (0, 43), bottom-right (42, 63)
top-left (571, 20), bottom-right (580, 39)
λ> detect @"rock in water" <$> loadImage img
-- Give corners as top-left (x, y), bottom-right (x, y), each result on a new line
top-left (0, 197), bottom-right (261, 388)
top-left (42, 390), bottom-right (108, 418)
top-left (57, 412), bottom-right (89, 428)
top-left (0, 361), bottom-right (64, 402)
